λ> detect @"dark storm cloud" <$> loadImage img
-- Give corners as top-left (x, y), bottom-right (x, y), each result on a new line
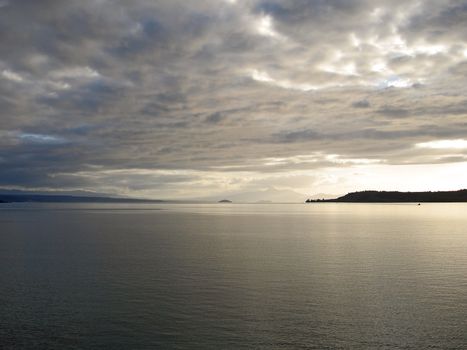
top-left (0, 0), bottom-right (466, 196)
top-left (377, 107), bottom-right (410, 118)
top-left (205, 112), bottom-right (226, 124)
top-left (352, 100), bottom-right (370, 108)
top-left (275, 124), bottom-right (467, 144)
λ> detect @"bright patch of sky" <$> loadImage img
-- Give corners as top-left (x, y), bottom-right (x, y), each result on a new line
top-left (19, 133), bottom-right (67, 144)
top-left (254, 15), bottom-right (286, 40)
top-left (416, 139), bottom-right (467, 150)
top-left (250, 69), bottom-right (317, 91)
top-left (51, 66), bottom-right (100, 79)
top-left (2, 69), bottom-right (23, 82)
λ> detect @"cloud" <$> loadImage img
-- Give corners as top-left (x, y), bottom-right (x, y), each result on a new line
top-left (19, 133), bottom-right (67, 145)
top-left (416, 139), bottom-right (467, 150)
top-left (2, 69), bottom-right (23, 82)
top-left (352, 99), bottom-right (370, 108)
top-left (205, 112), bottom-right (226, 124)
top-left (0, 0), bottom-right (466, 197)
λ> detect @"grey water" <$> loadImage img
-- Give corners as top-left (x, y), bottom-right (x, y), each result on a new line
top-left (1, 203), bottom-right (466, 349)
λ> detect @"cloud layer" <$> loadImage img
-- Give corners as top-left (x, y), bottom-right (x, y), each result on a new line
top-left (1, 0), bottom-right (466, 198)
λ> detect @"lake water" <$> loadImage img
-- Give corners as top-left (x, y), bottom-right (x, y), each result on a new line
top-left (1, 203), bottom-right (466, 349)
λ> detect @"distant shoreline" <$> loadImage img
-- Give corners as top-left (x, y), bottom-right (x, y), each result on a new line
top-left (0, 194), bottom-right (164, 204)
top-left (306, 190), bottom-right (467, 203)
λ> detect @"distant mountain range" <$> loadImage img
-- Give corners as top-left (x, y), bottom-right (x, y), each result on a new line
top-left (0, 188), bottom-right (310, 204)
top-left (3, 189), bottom-right (465, 204)
top-left (200, 188), bottom-right (321, 203)
top-left (0, 189), bottom-right (114, 197)
top-left (306, 190), bottom-right (467, 203)
top-left (0, 189), bottom-right (164, 203)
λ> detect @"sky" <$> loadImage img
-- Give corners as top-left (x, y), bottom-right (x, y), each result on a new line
top-left (1, 0), bottom-right (467, 200)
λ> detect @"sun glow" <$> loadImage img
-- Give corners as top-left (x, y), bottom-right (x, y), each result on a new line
top-left (416, 139), bottom-right (467, 150)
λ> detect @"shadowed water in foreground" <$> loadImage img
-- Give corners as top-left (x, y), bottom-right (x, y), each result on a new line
top-left (1, 203), bottom-right (466, 349)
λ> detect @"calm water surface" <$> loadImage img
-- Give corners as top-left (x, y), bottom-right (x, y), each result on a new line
top-left (1, 203), bottom-right (466, 349)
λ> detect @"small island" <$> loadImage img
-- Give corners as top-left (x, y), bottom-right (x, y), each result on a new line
top-left (218, 199), bottom-right (232, 203)
top-left (306, 189), bottom-right (467, 203)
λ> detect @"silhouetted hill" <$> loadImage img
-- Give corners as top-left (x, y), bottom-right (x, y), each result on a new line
top-left (306, 190), bottom-right (467, 203)
top-left (0, 194), bottom-right (164, 203)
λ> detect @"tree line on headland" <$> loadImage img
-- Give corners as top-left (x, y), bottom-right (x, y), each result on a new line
top-left (306, 190), bottom-right (467, 203)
